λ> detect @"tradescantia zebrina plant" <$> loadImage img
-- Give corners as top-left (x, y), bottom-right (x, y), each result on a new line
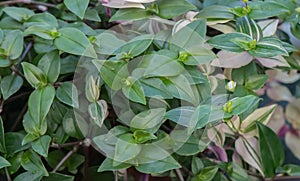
top-left (0, 0), bottom-right (300, 180)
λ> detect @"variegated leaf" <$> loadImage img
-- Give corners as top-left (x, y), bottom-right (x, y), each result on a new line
top-left (236, 16), bottom-right (263, 41)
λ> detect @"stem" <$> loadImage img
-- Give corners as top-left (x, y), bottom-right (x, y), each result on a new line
top-left (143, 174), bottom-right (149, 181)
top-left (246, 170), bottom-right (263, 179)
top-left (181, 165), bottom-right (194, 176)
top-left (175, 168), bottom-right (185, 181)
top-left (51, 140), bottom-right (83, 149)
top-left (270, 176), bottom-right (300, 181)
top-left (5, 167), bottom-right (12, 181)
top-left (0, 100), bottom-right (4, 113)
top-left (10, 65), bottom-right (25, 80)
top-left (83, 146), bottom-right (89, 181)
top-left (114, 171), bottom-right (118, 181)
top-left (123, 169), bottom-right (128, 181)
top-left (52, 145), bottom-right (79, 173)
top-left (0, 0), bottom-right (57, 8)
top-left (17, 41), bottom-right (33, 69)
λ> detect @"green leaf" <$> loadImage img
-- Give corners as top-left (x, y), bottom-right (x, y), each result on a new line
top-left (28, 85), bottom-right (55, 134)
top-left (1, 30), bottom-right (23, 59)
top-left (282, 164), bottom-right (300, 176)
top-left (191, 157), bottom-right (204, 174)
top-left (177, 48), bottom-right (216, 65)
top-left (22, 133), bottom-right (40, 145)
top-left (65, 22), bottom-right (95, 36)
top-left (207, 32), bottom-right (252, 52)
top-left (171, 19), bottom-right (206, 50)
top-left (226, 162), bottom-right (249, 181)
top-left (245, 75), bottom-right (268, 90)
top-left (163, 75), bottom-right (196, 105)
top-left (94, 32), bottom-right (126, 55)
top-left (5, 132), bottom-right (29, 156)
top-left (188, 104), bottom-right (212, 133)
top-left (88, 100), bottom-right (107, 128)
top-left (0, 117), bottom-right (6, 153)
top-left (54, 27), bottom-right (96, 58)
top-left (122, 79), bottom-right (146, 105)
top-left (66, 153), bottom-right (84, 174)
top-left (291, 23), bottom-right (300, 39)
top-left (93, 126), bottom-right (129, 158)
top-left (43, 173), bottom-right (74, 181)
top-left (60, 56), bottom-right (78, 75)
top-left (0, 156), bottom-right (11, 169)
top-left (231, 62), bottom-right (257, 85)
top-left (236, 16), bottom-right (263, 41)
top-left (130, 108), bottom-right (166, 133)
top-left (140, 78), bottom-right (173, 99)
top-left (3, 7), bottom-right (34, 22)
top-left (184, 66), bottom-right (208, 84)
top-left (22, 62), bottom-right (48, 89)
top-left (241, 104), bottom-right (276, 136)
top-left (0, 17), bottom-right (23, 30)
top-left (114, 133), bottom-right (141, 165)
top-left (133, 130), bottom-right (157, 144)
top-left (115, 34), bottom-right (154, 58)
top-left (23, 111), bottom-right (41, 135)
top-left (249, 37), bottom-right (288, 58)
top-left (84, 8), bottom-right (101, 22)
top-left (62, 110), bottom-right (88, 139)
top-left (56, 82), bottom-right (79, 108)
top-left (7, 152), bottom-right (23, 174)
top-left (135, 145), bottom-right (181, 174)
top-left (53, 126), bottom-right (69, 144)
top-left (0, 29), bottom-right (4, 43)
top-left (171, 130), bottom-right (206, 156)
top-left (98, 158), bottom-right (131, 172)
top-left (0, 74), bottom-right (23, 100)
top-left (248, 1), bottom-right (290, 20)
top-left (138, 53), bottom-right (185, 78)
top-left (34, 36), bottom-right (56, 54)
top-left (38, 50), bottom-right (60, 83)
top-left (24, 25), bottom-right (56, 40)
top-left (14, 171), bottom-right (43, 181)
top-left (21, 150), bottom-right (48, 176)
top-left (195, 166), bottom-right (218, 181)
top-left (0, 56), bottom-right (10, 68)
top-left (24, 12), bottom-right (58, 27)
top-left (257, 122), bottom-right (284, 177)
top-left (46, 150), bottom-right (66, 171)
top-left (224, 95), bottom-right (260, 119)
top-left (93, 59), bottom-right (128, 90)
top-left (110, 8), bottom-right (150, 22)
top-left (32, 135), bottom-right (51, 157)
top-left (196, 5), bottom-right (234, 20)
top-left (166, 106), bottom-right (195, 127)
top-left (64, 0), bottom-right (89, 19)
top-left (157, 0), bottom-right (196, 19)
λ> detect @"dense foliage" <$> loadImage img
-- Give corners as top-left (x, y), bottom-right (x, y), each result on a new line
top-left (0, 0), bottom-right (300, 180)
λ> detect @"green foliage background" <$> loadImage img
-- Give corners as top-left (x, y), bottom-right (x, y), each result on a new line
top-left (0, 0), bottom-right (300, 180)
